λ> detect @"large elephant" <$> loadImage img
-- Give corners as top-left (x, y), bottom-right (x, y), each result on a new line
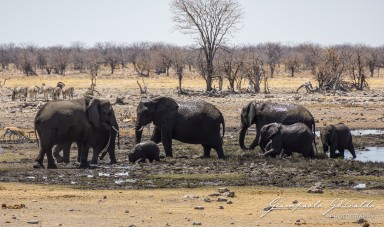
top-left (53, 115), bottom-right (120, 165)
top-left (239, 101), bottom-right (316, 152)
top-left (135, 96), bottom-right (225, 159)
top-left (259, 122), bottom-right (315, 158)
top-left (34, 97), bottom-right (118, 169)
top-left (320, 123), bottom-right (356, 159)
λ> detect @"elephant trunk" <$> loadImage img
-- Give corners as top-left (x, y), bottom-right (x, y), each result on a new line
top-left (99, 134), bottom-right (112, 160)
top-left (135, 123), bottom-right (144, 144)
top-left (239, 127), bottom-right (249, 150)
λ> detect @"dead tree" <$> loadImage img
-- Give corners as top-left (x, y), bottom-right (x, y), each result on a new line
top-left (0, 78), bottom-right (9, 87)
top-left (136, 79), bottom-right (147, 94)
top-left (296, 81), bottom-right (318, 93)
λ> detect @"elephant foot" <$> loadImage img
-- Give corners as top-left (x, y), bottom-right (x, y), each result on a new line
top-left (109, 160), bottom-right (118, 165)
top-left (47, 163), bottom-right (58, 169)
top-left (33, 163), bottom-right (45, 169)
top-left (199, 155), bottom-right (210, 159)
top-left (79, 161), bottom-right (91, 169)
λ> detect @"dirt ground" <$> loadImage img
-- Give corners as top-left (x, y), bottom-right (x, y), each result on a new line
top-left (0, 72), bottom-right (384, 226)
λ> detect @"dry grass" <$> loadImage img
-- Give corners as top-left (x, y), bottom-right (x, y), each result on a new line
top-left (2, 68), bottom-right (384, 91)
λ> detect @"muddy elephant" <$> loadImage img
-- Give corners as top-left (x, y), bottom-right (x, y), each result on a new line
top-left (128, 141), bottom-right (160, 163)
top-left (239, 101), bottom-right (316, 152)
top-left (34, 97), bottom-right (119, 169)
top-left (53, 117), bottom-right (120, 165)
top-left (259, 122), bottom-right (315, 158)
top-left (320, 123), bottom-right (356, 159)
top-left (135, 96), bottom-right (225, 159)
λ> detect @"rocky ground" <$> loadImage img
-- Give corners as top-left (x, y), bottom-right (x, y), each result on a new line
top-left (0, 75), bottom-right (383, 226)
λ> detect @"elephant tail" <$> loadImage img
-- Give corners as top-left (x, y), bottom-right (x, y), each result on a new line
top-left (34, 128), bottom-right (39, 147)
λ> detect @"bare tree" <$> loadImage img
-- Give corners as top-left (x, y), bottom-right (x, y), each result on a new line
top-left (283, 46), bottom-right (301, 77)
top-left (242, 47), bottom-right (265, 93)
top-left (216, 46), bottom-right (244, 92)
top-left (70, 41), bottom-right (87, 73)
top-left (263, 42), bottom-right (282, 78)
top-left (171, 0), bottom-right (243, 91)
top-left (49, 45), bottom-right (71, 75)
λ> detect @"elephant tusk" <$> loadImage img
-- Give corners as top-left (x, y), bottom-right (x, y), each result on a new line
top-left (111, 125), bottom-right (119, 133)
top-left (137, 126), bottom-right (144, 132)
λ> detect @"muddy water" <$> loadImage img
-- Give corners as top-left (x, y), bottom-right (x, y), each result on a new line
top-left (344, 147), bottom-right (384, 162)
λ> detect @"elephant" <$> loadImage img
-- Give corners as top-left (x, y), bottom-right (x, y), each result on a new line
top-left (33, 96), bottom-right (119, 169)
top-left (239, 101), bottom-right (316, 152)
top-left (53, 118), bottom-right (120, 165)
top-left (128, 141), bottom-right (160, 163)
top-left (320, 123), bottom-right (356, 159)
top-left (259, 122), bottom-right (315, 158)
top-left (135, 96), bottom-right (225, 159)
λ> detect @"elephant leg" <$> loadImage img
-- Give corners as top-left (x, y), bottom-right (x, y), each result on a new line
top-left (90, 148), bottom-right (99, 165)
top-left (108, 149), bottom-right (117, 165)
top-left (329, 146), bottom-right (338, 158)
top-left (79, 141), bottom-right (91, 168)
top-left (33, 147), bottom-right (47, 168)
top-left (249, 126), bottom-right (261, 150)
top-left (202, 145), bottom-right (211, 158)
top-left (46, 148), bottom-right (57, 169)
top-left (337, 149), bottom-right (345, 158)
top-left (214, 146), bottom-right (225, 159)
top-left (347, 141), bottom-right (357, 159)
top-left (53, 145), bottom-right (64, 163)
top-left (161, 126), bottom-right (173, 157)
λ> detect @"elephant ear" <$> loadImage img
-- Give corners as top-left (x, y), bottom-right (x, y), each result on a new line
top-left (87, 98), bottom-right (101, 127)
top-left (265, 123), bottom-right (281, 142)
top-left (329, 125), bottom-right (337, 143)
top-left (247, 102), bottom-right (257, 126)
top-left (152, 96), bottom-right (179, 123)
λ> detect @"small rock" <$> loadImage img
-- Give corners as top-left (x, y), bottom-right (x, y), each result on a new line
top-left (226, 201), bottom-right (233, 204)
top-left (219, 206), bottom-right (224, 209)
top-left (27, 220), bottom-right (39, 224)
top-left (125, 210), bottom-right (129, 213)
top-left (208, 193), bottom-right (221, 197)
top-left (182, 195), bottom-right (199, 200)
top-left (203, 198), bottom-right (211, 203)
top-left (218, 188), bottom-right (230, 193)
top-left (217, 197), bottom-right (228, 202)
top-left (1, 203), bottom-right (6, 208)
top-left (103, 196), bottom-right (107, 199)
top-left (307, 187), bottom-right (323, 194)
top-left (192, 222), bottom-right (202, 225)
top-left (32, 200), bottom-right (37, 202)
top-left (222, 191), bottom-right (235, 198)
top-left (362, 223), bottom-right (369, 227)
top-left (194, 206), bottom-right (204, 210)
top-left (292, 200), bottom-right (298, 204)
top-left (129, 225), bottom-right (136, 227)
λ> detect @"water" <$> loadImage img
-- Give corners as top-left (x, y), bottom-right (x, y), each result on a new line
top-left (315, 129), bottom-right (384, 137)
top-left (344, 147), bottom-right (384, 162)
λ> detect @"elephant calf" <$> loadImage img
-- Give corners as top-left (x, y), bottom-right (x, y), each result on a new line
top-left (320, 123), bottom-right (356, 159)
top-left (129, 141), bottom-right (160, 163)
top-left (259, 122), bottom-right (315, 158)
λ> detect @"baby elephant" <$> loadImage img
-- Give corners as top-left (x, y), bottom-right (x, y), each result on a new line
top-left (259, 122), bottom-right (315, 158)
top-left (129, 141), bottom-right (160, 163)
top-left (320, 123), bottom-right (356, 159)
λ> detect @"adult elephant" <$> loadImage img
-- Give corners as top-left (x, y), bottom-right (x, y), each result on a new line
top-left (53, 116), bottom-right (120, 165)
top-left (320, 123), bottom-right (356, 159)
top-left (34, 96), bottom-right (118, 169)
top-left (258, 122), bottom-right (315, 158)
top-left (239, 101), bottom-right (316, 151)
top-left (135, 96), bottom-right (225, 159)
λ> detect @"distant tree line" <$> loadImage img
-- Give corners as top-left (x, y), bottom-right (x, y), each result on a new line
top-left (0, 41), bottom-right (383, 93)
